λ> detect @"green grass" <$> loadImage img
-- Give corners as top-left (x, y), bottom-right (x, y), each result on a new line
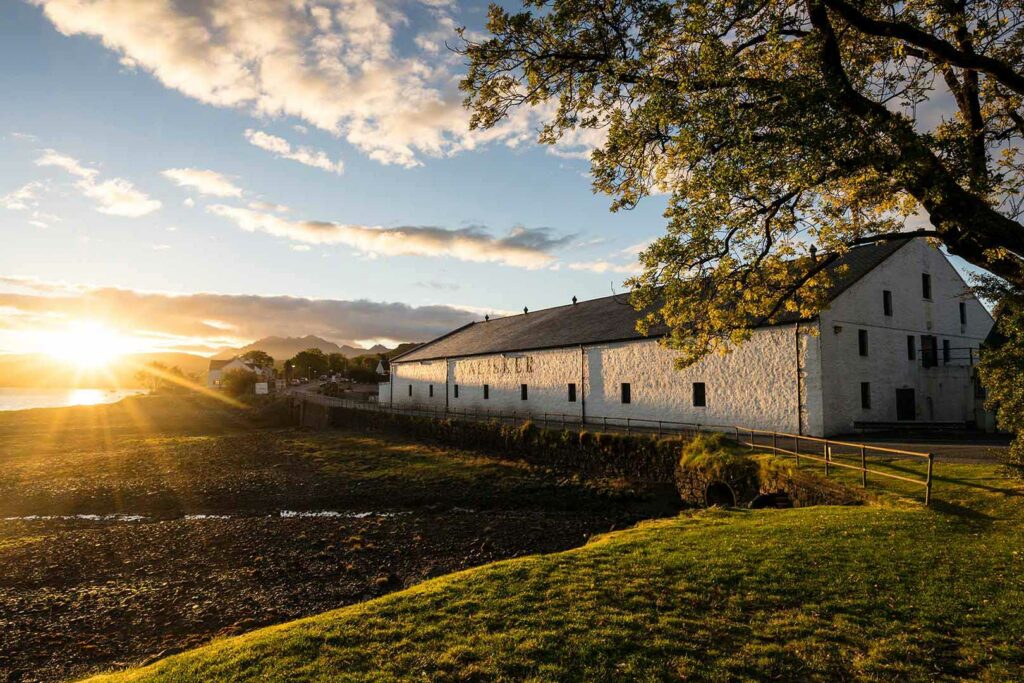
top-left (84, 459), bottom-right (1024, 682)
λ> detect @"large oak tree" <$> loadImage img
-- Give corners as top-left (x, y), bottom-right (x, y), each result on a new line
top-left (460, 0), bottom-right (1024, 451)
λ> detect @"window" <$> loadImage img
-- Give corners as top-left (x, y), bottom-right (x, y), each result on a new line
top-left (567, 383), bottom-right (577, 402)
top-left (907, 335), bottom-right (916, 361)
top-left (921, 335), bottom-right (938, 367)
top-left (960, 302), bottom-right (967, 326)
top-left (621, 383), bottom-right (631, 404)
top-left (408, 385), bottom-right (412, 397)
top-left (520, 384), bottom-right (528, 401)
top-left (429, 384), bottom-right (433, 398)
top-left (922, 273), bottom-right (932, 299)
top-left (483, 384), bottom-right (489, 400)
top-left (858, 329), bottom-right (869, 356)
top-left (883, 290), bottom-right (893, 317)
top-left (692, 382), bottom-right (706, 407)
top-left (943, 339), bottom-right (951, 364)
top-left (453, 384), bottom-right (459, 399)
top-left (861, 382), bottom-right (871, 409)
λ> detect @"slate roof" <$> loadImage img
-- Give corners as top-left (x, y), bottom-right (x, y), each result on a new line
top-left (209, 358), bottom-right (233, 371)
top-left (394, 238), bottom-right (911, 363)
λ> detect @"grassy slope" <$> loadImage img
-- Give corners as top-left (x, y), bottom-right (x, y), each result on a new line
top-left (86, 460), bottom-right (1024, 682)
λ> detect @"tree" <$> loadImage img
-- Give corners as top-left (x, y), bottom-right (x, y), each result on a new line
top-left (461, 0), bottom-right (1024, 454)
top-left (240, 349), bottom-right (275, 370)
top-left (289, 348), bottom-right (329, 379)
top-left (222, 368), bottom-right (257, 397)
top-left (327, 352), bottom-right (349, 376)
top-left (976, 280), bottom-right (1024, 466)
top-left (135, 362), bottom-right (190, 394)
top-left (460, 0), bottom-right (1024, 365)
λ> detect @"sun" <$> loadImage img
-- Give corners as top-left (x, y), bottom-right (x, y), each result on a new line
top-left (41, 321), bottom-right (129, 369)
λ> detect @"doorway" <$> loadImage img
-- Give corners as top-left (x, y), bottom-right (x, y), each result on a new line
top-left (896, 388), bottom-right (916, 421)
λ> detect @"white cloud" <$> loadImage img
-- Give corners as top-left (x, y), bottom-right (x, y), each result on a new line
top-left (290, 244), bottom-right (311, 251)
top-left (162, 168), bottom-right (243, 197)
top-left (36, 148), bottom-right (161, 217)
top-left (249, 200), bottom-right (289, 213)
top-left (207, 204), bottom-right (572, 268)
top-left (1, 182), bottom-right (44, 211)
top-left (567, 260), bottom-right (641, 275)
top-left (184, 197), bottom-right (195, 208)
top-left (151, 243), bottom-right (171, 250)
top-left (29, 0), bottom-right (549, 169)
top-left (244, 129), bottom-right (344, 175)
top-left (29, 220), bottom-right (48, 229)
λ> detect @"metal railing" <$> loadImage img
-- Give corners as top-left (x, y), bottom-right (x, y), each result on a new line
top-left (296, 393), bottom-right (935, 505)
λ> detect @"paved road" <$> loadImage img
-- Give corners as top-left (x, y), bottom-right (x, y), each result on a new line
top-left (830, 434), bottom-right (1011, 463)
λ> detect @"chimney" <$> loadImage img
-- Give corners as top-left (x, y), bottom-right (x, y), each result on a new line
top-left (523, 306), bottom-right (529, 314)
top-left (810, 244), bottom-right (818, 261)
top-left (572, 295), bottom-right (577, 305)
top-left (484, 314), bottom-right (489, 322)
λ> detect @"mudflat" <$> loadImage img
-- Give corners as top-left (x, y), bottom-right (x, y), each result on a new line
top-left (0, 396), bottom-right (674, 682)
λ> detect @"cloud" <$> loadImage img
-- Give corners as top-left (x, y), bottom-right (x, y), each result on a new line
top-left (244, 129), bottom-right (344, 175)
top-left (416, 280), bottom-right (461, 291)
top-left (0, 277), bottom-right (488, 352)
top-left (36, 148), bottom-right (161, 217)
top-left (29, 0), bottom-right (556, 169)
top-left (162, 168), bottom-right (243, 197)
top-left (1, 182), bottom-right (44, 211)
top-left (249, 200), bottom-right (289, 213)
top-left (567, 260), bottom-right (641, 275)
top-left (184, 198), bottom-right (195, 208)
top-left (207, 204), bottom-right (572, 268)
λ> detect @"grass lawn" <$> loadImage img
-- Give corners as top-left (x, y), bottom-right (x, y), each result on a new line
top-left (84, 454), bottom-right (1024, 682)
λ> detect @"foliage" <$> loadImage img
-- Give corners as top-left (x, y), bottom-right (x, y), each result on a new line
top-left (133, 362), bottom-right (197, 394)
top-left (976, 279), bottom-right (1024, 467)
top-left (240, 350), bottom-right (274, 369)
top-left (460, 0), bottom-right (1024, 365)
top-left (85, 462), bottom-right (1024, 682)
top-left (222, 369), bottom-right (257, 397)
top-left (327, 352), bottom-right (348, 375)
top-left (289, 348), bottom-right (329, 379)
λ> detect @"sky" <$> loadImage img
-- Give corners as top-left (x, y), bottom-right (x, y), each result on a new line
top-left (0, 0), bottom-right (666, 356)
top-left (0, 0), bottom-right (982, 359)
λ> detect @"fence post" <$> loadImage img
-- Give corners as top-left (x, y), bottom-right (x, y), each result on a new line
top-left (626, 418), bottom-right (631, 435)
top-left (735, 426), bottom-right (740, 444)
top-left (749, 429), bottom-right (755, 451)
top-left (860, 445), bottom-right (867, 488)
top-left (795, 436), bottom-right (800, 467)
top-left (925, 453), bottom-right (934, 506)
top-left (603, 416), bottom-right (608, 431)
top-left (658, 421), bottom-right (663, 437)
top-left (772, 432), bottom-right (777, 457)
top-left (824, 440), bottom-right (830, 476)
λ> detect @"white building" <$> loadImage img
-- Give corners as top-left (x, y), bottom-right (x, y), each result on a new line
top-left (207, 357), bottom-right (272, 389)
top-left (383, 239), bottom-right (994, 436)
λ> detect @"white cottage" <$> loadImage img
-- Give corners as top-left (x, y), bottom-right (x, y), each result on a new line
top-left (383, 238), bottom-right (994, 437)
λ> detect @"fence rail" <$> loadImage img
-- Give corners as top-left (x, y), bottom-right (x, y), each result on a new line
top-left (295, 392), bottom-right (935, 505)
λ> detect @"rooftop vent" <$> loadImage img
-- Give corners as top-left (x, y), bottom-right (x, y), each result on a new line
top-left (484, 314), bottom-right (489, 322)
top-left (523, 306), bottom-right (529, 314)
top-left (572, 296), bottom-right (577, 305)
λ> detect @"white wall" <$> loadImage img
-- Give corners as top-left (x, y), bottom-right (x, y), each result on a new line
top-left (818, 239), bottom-right (993, 434)
top-left (391, 325), bottom-right (817, 433)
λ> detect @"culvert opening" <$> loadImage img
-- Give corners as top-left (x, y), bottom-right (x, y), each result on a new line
top-left (704, 481), bottom-right (736, 507)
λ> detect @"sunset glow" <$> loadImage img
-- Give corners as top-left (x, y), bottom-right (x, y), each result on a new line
top-left (38, 321), bottom-right (131, 370)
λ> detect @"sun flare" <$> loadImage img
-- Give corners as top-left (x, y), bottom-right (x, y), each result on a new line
top-left (40, 321), bottom-right (130, 370)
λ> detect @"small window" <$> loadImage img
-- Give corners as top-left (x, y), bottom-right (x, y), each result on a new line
top-left (858, 329), bottom-right (869, 356)
top-left (567, 383), bottom-right (577, 402)
top-left (408, 385), bottom-right (412, 397)
top-left (921, 335), bottom-right (938, 367)
top-left (861, 382), bottom-right (871, 410)
top-left (907, 335), bottom-right (916, 361)
top-left (453, 384), bottom-right (459, 399)
top-left (621, 383), bottom-right (631, 404)
top-left (883, 290), bottom-right (893, 317)
top-left (959, 302), bottom-right (967, 326)
top-left (922, 273), bottom-right (932, 299)
top-left (943, 339), bottom-right (951, 364)
top-left (483, 384), bottom-right (489, 400)
top-left (429, 384), bottom-right (433, 398)
top-left (692, 382), bottom-right (706, 407)
top-left (520, 384), bottom-right (528, 401)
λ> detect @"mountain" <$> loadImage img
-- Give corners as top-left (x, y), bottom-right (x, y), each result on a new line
top-left (213, 336), bottom-right (400, 363)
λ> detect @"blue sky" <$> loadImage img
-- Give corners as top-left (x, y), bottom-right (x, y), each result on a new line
top-left (0, 0), bottom-right (667, 353)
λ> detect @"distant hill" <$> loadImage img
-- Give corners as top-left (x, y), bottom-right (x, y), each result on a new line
top-left (214, 336), bottom-right (398, 363)
top-left (0, 352), bottom-right (211, 388)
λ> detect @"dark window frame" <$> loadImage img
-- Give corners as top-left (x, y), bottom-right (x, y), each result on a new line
top-left (907, 335), bottom-right (916, 361)
top-left (692, 382), bottom-right (706, 408)
top-left (453, 384), bottom-right (459, 399)
top-left (858, 329), bottom-right (869, 357)
top-left (520, 384), bottom-right (528, 401)
top-left (861, 382), bottom-right (871, 410)
top-left (883, 290), bottom-right (893, 317)
top-left (428, 384), bottom-right (433, 398)
top-left (922, 273), bottom-right (932, 300)
top-left (408, 385), bottom-right (412, 397)
top-left (567, 383), bottom-right (577, 402)
top-left (483, 384), bottom-right (489, 400)
top-left (959, 302), bottom-right (967, 326)
top-left (943, 339), bottom-right (951, 364)
top-left (621, 382), bottom-right (631, 404)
